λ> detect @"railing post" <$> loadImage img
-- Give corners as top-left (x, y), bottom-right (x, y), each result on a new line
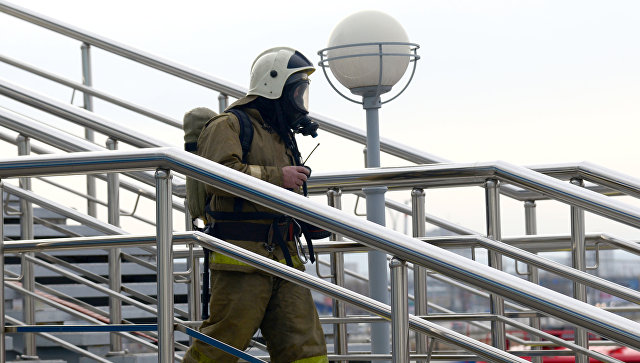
top-left (390, 257), bottom-right (409, 363)
top-left (106, 138), bottom-right (124, 355)
top-left (411, 188), bottom-right (429, 360)
top-left (1, 179), bottom-right (5, 363)
top-left (570, 178), bottom-right (589, 363)
top-left (218, 93), bottom-right (228, 113)
top-left (485, 179), bottom-right (506, 350)
top-left (327, 188), bottom-right (347, 360)
top-left (15, 136), bottom-right (36, 360)
top-left (524, 200), bottom-right (542, 363)
top-left (184, 200), bottom-right (201, 327)
top-left (81, 42), bottom-right (97, 218)
top-left (156, 168), bottom-right (174, 363)
top-left (17, 135), bottom-right (38, 360)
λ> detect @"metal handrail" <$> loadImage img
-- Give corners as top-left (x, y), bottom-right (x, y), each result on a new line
top-left (0, 78), bottom-right (168, 149)
top-left (0, 107), bottom-right (187, 201)
top-left (0, 54), bottom-right (182, 128)
top-left (0, 0), bottom-right (245, 98)
top-left (532, 161), bottom-right (640, 199)
top-left (3, 281), bottom-right (166, 355)
top-left (3, 183), bottom-right (125, 235)
top-left (0, 129), bottom-right (183, 215)
top-left (306, 161), bottom-right (640, 228)
top-left (34, 252), bottom-right (190, 319)
top-left (1, 148), bottom-right (640, 349)
top-left (4, 315), bottom-right (112, 363)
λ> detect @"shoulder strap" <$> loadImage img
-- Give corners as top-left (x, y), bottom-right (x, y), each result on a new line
top-left (227, 108), bottom-right (254, 164)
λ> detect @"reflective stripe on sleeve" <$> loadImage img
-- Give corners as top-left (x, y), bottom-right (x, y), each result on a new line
top-left (249, 165), bottom-right (262, 179)
top-left (291, 355), bottom-right (329, 363)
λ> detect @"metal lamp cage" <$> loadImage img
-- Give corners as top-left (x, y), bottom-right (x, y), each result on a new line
top-left (318, 41), bottom-right (420, 104)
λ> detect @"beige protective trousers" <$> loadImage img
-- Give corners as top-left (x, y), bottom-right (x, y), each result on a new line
top-left (182, 270), bottom-right (328, 363)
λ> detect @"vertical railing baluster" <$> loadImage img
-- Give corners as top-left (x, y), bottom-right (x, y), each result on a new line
top-left (390, 257), bottom-right (409, 363)
top-left (524, 200), bottom-right (542, 363)
top-left (156, 169), bottom-right (174, 363)
top-left (81, 42), bottom-right (97, 218)
top-left (106, 138), bottom-right (123, 355)
top-left (411, 188), bottom-right (428, 361)
top-left (185, 200), bottom-right (201, 330)
top-left (485, 179), bottom-right (506, 350)
top-left (570, 178), bottom-right (589, 363)
top-left (327, 188), bottom-right (347, 361)
top-left (18, 135), bottom-right (38, 360)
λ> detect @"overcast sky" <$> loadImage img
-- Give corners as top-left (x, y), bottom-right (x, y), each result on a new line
top-left (1, 0), bottom-right (640, 239)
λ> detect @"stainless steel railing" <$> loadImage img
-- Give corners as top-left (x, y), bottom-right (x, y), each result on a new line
top-left (1, 148), bottom-right (640, 360)
top-left (3, 99), bottom-right (640, 358)
top-left (0, 107), bottom-right (186, 206)
top-left (307, 161), bottom-right (640, 228)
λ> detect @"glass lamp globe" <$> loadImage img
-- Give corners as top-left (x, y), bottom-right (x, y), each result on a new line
top-left (326, 10), bottom-right (411, 96)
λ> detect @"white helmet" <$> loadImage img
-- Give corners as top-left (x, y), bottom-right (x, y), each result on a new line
top-left (248, 47), bottom-right (315, 99)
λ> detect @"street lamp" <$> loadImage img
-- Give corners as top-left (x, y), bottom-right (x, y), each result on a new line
top-left (318, 10), bottom-right (419, 359)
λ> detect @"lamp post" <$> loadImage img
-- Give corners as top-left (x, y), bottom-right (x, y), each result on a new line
top-left (319, 10), bottom-right (419, 359)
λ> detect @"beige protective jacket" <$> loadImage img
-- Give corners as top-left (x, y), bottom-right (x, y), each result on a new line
top-left (197, 98), bottom-right (303, 272)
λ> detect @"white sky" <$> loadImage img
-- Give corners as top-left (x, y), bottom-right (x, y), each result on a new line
top-left (1, 0), bottom-right (640, 241)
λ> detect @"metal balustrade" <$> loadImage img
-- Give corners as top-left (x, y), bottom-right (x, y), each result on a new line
top-left (0, 148), bottom-right (639, 363)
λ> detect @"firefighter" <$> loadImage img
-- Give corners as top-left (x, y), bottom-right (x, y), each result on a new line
top-left (182, 47), bottom-right (328, 363)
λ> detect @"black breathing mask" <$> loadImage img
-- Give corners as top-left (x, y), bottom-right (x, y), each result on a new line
top-left (283, 73), bottom-right (319, 138)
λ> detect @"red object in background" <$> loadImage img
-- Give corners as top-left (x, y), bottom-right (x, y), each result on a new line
top-left (519, 330), bottom-right (640, 363)
top-left (477, 330), bottom-right (640, 363)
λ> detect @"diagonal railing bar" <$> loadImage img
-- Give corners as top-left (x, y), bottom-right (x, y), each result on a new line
top-left (0, 78), bottom-right (168, 148)
top-left (0, 105), bottom-right (186, 197)
top-left (4, 201), bottom-right (83, 237)
top-left (37, 176), bottom-right (156, 226)
top-left (4, 315), bottom-right (112, 363)
top-left (0, 124), bottom-right (186, 211)
top-left (0, 0), bottom-right (246, 98)
top-left (3, 281), bottom-right (165, 355)
top-left (23, 254), bottom-right (162, 316)
top-left (3, 182), bottom-right (162, 259)
top-left (494, 315), bottom-right (624, 363)
top-left (3, 183), bottom-right (125, 234)
top-left (0, 54), bottom-right (182, 128)
top-left (4, 268), bottom-right (166, 344)
top-left (34, 252), bottom-right (190, 318)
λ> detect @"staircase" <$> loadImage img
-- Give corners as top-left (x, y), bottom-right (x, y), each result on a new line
top-left (3, 193), bottom-right (190, 361)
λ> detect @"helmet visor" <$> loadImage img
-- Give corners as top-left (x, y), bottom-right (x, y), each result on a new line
top-left (291, 81), bottom-right (310, 112)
